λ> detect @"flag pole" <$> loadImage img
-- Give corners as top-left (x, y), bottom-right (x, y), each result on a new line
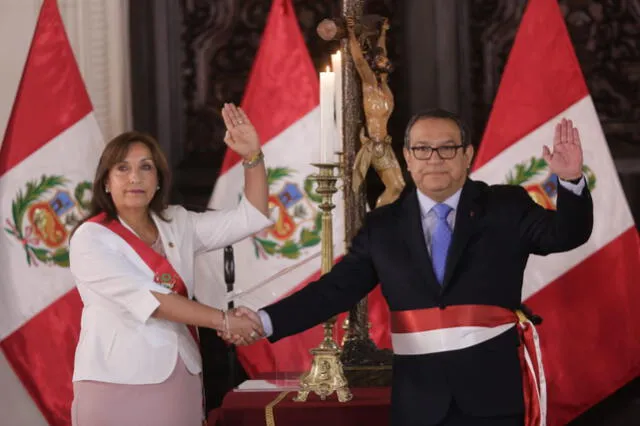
top-left (223, 246), bottom-right (236, 390)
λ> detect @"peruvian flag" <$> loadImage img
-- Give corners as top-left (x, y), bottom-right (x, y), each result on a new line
top-left (470, 0), bottom-right (640, 424)
top-left (196, 0), bottom-right (389, 376)
top-left (0, 0), bottom-right (103, 424)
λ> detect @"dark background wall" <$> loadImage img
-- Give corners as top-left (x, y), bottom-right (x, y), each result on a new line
top-left (129, 0), bottom-right (640, 422)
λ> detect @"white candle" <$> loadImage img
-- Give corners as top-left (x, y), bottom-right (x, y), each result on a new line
top-left (331, 51), bottom-right (343, 154)
top-left (319, 66), bottom-right (335, 163)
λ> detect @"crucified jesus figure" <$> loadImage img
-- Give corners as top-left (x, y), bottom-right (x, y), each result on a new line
top-left (347, 16), bottom-right (405, 208)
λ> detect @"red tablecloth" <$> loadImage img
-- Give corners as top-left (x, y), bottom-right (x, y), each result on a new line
top-left (217, 387), bottom-right (391, 426)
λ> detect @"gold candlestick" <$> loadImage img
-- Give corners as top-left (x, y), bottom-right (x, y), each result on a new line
top-left (293, 162), bottom-right (352, 403)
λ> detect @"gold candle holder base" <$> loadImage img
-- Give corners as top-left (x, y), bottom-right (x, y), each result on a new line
top-left (293, 315), bottom-right (352, 402)
top-left (294, 162), bottom-right (352, 403)
top-left (294, 346), bottom-right (353, 402)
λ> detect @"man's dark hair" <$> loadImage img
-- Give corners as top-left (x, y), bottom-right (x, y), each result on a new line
top-left (403, 109), bottom-right (470, 148)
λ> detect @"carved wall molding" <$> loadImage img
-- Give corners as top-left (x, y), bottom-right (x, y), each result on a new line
top-left (180, 0), bottom-right (340, 161)
top-left (561, 0), bottom-right (640, 159)
top-left (179, 2), bottom-right (401, 150)
top-left (469, 0), bottom-right (640, 161)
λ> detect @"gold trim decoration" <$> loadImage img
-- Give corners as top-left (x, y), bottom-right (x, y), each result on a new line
top-left (265, 391), bottom-right (290, 426)
top-left (516, 309), bottom-right (528, 324)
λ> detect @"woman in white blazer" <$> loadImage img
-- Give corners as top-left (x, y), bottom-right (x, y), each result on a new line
top-left (69, 103), bottom-right (272, 426)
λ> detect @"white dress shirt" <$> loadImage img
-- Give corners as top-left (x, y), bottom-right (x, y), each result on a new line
top-left (71, 197), bottom-right (273, 384)
top-left (417, 188), bottom-right (462, 256)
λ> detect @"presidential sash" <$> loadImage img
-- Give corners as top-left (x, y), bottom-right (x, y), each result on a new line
top-left (391, 305), bottom-right (546, 426)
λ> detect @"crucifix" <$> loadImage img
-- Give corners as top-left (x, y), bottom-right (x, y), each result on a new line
top-left (295, 0), bottom-right (403, 402)
top-left (317, 0), bottom-right (400, 382)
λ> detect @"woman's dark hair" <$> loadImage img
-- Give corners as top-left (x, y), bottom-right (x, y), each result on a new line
top-left (73, 131), bottom-right (171, 234)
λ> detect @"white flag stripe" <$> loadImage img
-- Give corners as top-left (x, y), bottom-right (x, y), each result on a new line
top-left (0, 113), bottom-right (103, 339)
top-left (0, 351), bottom-right (48, 425)
top-left (471, 96), bottom-right (634, 299)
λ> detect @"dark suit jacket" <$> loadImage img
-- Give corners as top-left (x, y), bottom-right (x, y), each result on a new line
top-left (263, 178), bottom-right (593, 426)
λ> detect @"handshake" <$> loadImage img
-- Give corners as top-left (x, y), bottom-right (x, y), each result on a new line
top-left (219, 306), bottom-right (265, 346)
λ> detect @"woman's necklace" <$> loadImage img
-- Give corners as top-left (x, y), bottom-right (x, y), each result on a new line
top-left (142, 229), bottom-right (159, 246)
top-left (132, 224), bottom-right (158, 246)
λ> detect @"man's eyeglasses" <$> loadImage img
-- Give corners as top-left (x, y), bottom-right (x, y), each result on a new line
top-left (408, 145), bottom-right (464, 160)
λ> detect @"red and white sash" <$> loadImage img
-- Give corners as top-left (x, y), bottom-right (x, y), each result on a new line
top-left (391, 305), bottom-right (546, 426)
top-left (88, 212), bottom-right (199, 343)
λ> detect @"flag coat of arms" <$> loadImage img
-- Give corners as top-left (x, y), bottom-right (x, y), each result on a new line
top-left (470, 0), bottom-right (640, 424)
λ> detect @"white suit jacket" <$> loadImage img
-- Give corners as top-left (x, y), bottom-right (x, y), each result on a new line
top-left (70, 197), bottom-right (272, 384)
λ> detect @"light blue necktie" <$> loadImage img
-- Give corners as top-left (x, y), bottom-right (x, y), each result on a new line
top-left (431, 203), bottom-right (453, 285)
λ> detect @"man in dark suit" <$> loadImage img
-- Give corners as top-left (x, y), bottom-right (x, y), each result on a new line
top-left (231, 109), bottom-right (593, 426)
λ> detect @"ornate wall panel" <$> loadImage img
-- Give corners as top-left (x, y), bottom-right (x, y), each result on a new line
top-left (469, 0), bottom-right (527, 145)
top-left (560, 0), bottom-right (640, 159)
top-left (469, 0), bottom-right (640, 159)
top-left (181, 0), bottom-right (338, 159)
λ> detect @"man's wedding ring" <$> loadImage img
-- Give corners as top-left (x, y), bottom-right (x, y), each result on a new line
top-left (250, 331), bottom-right (257, 338)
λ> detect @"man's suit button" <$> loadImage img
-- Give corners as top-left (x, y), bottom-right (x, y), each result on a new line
top-left (439, 303), bottom-right (446, 310)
